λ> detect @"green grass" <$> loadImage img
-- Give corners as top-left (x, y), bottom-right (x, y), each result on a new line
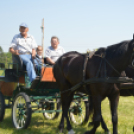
top-left (0, 97), bottom-right (134, 134)
top-left (0, 70), bottom-right (4, 76)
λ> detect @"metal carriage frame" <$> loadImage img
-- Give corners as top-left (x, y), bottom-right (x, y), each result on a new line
top-left (0, 56), bottom-right (89, 129)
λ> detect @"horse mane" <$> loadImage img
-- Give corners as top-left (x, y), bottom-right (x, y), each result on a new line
top-left (95, 40), bottom-right (131, 59)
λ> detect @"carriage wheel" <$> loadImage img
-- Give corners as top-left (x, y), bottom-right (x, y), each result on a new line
top-left (0, 91), bottom-right (5, 122)
top-left (43, 98), bottom-right (61, 120)
top-left (12, 92), bottom-right (32, 129)
top-left (69, 94), bottom-right (89, 126)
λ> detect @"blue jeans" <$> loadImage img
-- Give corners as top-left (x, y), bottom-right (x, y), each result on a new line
top-left (33, 58), bottom-right (46, 75)
top-left (19, 54), bottom-right (36, 82)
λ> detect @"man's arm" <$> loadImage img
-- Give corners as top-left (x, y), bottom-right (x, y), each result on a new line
top-left (46, 57), bottom-right (55, 65)
top-left (45, 48), bottom-right (55, 64)
top-left (9, 35), bottom-right (20, 55)
top-left (32, 49), bottom-right (36, 59)
top-left (9, 48), bottom-right (19, 55)
top-left (31, 36), bottom-right (37, 59)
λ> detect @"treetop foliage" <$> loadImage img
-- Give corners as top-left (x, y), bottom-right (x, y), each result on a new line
top-left (0, 46), bottom-right (12, 67)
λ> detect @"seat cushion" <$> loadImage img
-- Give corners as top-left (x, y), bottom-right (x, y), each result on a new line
top-left (41, 67), bottom-right (56, 82)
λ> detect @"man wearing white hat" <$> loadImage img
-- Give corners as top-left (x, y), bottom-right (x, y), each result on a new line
top-left (9, 23), bottom-right (37, 83)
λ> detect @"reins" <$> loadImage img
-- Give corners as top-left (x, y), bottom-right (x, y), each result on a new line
top-left (94, 53), bottom-right (121, 77)
top-left (61, 51), bottom-right (134, 95)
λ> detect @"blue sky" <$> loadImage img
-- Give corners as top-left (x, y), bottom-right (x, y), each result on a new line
top-left (0, 0), bottom-right (134, 53)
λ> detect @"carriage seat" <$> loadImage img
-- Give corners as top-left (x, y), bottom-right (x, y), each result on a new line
top-left (12, 55), bottom-right (52, 72)
top-left (41, 67), bottom-right (56, 82)
top-left (12, 54), bottom-right (26, 71)
top-left (3, 55), bottom-right (26, 83)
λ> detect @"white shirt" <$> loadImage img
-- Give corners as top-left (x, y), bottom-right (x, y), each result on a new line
top-left (45, 46), bottom-right (65, 62)
top-left (10, 33), bottom-right (37, 54)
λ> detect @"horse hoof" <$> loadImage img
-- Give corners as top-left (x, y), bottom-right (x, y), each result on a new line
top-left (59, 129), bottom-right (63, 133)
top-left (83, 131), bottom-right (90, 134)
top-left (68, 129), bottom-right (75, 134)
top-left (105, 131), bottom-right (111, 134)
top-left (133, 126), bottom-right (134, 132)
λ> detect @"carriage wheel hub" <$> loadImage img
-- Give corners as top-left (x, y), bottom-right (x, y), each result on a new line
top-left (72, 106), bottom-right (82, 115)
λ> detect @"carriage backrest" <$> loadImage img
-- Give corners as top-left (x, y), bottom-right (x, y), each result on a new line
top-left (4, 54), bottom-right (26, 83)
top-left (12, 54), bottom-right (26, 70)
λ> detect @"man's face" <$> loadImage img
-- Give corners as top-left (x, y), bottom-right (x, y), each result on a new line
top-left (19, 26), bottom-right (29, 36)
top-left (51, 38), bottom-right (59, 49)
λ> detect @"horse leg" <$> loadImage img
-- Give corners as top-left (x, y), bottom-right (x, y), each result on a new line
top-left (59, 91), bottom-right (74, 134)
top-left (101, 115), bottom-right (111, 134)
top-left (88, 95), bottom-right (94, 127)
top-left (63, 93), bottom-right (74, 133)
top-left (108, 94), bottom-right (119, 134)
top-left (58, 112), bottom-right (64, 133)
top-left (84, 95), bottom-right (102, 134)
top-left (88, 96), bottom-right (110, 133)
top-left (88, 115), bottom-right (110, 134)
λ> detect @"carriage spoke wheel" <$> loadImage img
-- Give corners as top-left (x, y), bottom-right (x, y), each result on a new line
top-left (0, 91), bottom-right (5, 122)
top-left (43, 99), bottom-right (60, 120)
top-left (12, 92), bottom-right (31, 129)
top-left (69, 96), bottom-right (89, 126)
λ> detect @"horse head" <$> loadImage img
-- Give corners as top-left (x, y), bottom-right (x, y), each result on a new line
top-left (100, 35), bottom-right (134, 76)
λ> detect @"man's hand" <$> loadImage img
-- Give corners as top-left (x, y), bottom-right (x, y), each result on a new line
top-left (46, 57), bottom-right (55, 65)
top-left (32, 54), bottom-right (36, 59)
top-left (14, 50), bottom-right (19, 55)
top-left (9, 48), bottom-right (19, 55)
top-left (32, 49), bottom-right (36, 59)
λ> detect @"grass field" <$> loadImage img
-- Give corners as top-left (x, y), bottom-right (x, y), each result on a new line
top-left (0, 97), bottom-right (134, 134)
top-left (0, 70), bottom-right (4, 76)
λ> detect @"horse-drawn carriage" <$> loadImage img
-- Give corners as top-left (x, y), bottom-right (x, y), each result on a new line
top-left (0, 55), bottom-right (89, 129)
top-left (1, 36), bottom-right (134, 134)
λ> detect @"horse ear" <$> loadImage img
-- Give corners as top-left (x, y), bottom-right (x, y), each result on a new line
top-left (133, 34), bottom-right (134, 39)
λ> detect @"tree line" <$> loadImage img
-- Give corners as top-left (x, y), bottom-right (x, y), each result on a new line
top-left (0, 46), bottom-right (12, 67)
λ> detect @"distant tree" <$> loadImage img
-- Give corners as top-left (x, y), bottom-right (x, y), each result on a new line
top-left (0, 46), bottom-right (3, 54)
top-left (0, 46), bottom-right (12, 68)
top-left (86, 49), bottom-right (91, 53)
top-left (0, 46), bottom-right (6, 63)
top-left (86, 48), bottom-right (98, 53)
top-left (5, 52), bottom-right (12, 68)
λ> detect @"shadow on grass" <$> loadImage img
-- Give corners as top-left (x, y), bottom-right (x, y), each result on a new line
top-left (0, 114), bottom-right (106, 134)
top-left (0, 115), bottom-right (58, 134)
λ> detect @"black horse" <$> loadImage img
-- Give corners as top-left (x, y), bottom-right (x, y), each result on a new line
top-left (89, 65), bottom-right (134, 133)
top-left (53, 36), bottom-right (134, 134)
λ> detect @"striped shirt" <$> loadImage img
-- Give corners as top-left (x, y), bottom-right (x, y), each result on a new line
top-left (45, 46), bottom-right (65, 62)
